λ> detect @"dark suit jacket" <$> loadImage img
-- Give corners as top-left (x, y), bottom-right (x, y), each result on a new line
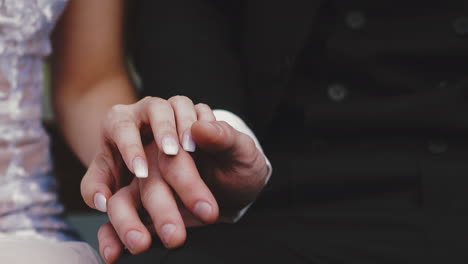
top-left (130, 0), bottom-right (468, 139)
top-left (127, 1), bottom-right (468, 262)
top-left (130, 0), bottom-right (322, 136)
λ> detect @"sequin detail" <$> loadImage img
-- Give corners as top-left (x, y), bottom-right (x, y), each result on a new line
top-left (0, 0), bottom-right (76, 242)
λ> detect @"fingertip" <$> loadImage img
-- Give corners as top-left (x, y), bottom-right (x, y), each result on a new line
top-left (98, 223), bottom-right (124, 264)
top-left (124, 229), bottom-right (152, 255)
top-left (159, 223), bottom-right (186, 249)
top-left (133, 156), bottom-right (148, 178)
top-left (193, 201), bottom-right (219, 224)
top-left (81, 179), bottom-right (112, 212)
top-left (161, 135), bottom-right (179, 155)
top-left (167, 230), bottom-right (187, 249)
top-left (94, 192), bottom-right (108, 213)
top-left (102, 246), bottom-right (122, 264)
top-left (80, 160), bottom-right (115, 211)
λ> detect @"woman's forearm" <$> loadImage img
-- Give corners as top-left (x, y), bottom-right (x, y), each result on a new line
top-left (51, 0), bottom-right (133, 166)
top-left (53, 74), bottom-right (137, 166)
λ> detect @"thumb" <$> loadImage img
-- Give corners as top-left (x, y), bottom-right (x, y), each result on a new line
top-left (191, 120), bottom-right (258, 159)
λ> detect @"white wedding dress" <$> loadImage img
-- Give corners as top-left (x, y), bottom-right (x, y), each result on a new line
top-left (0, 0), bottom-right (100, 262)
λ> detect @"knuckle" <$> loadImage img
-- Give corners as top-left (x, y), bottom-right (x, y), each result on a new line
top-left (140, 96), bottom-right (153, 103)
top-left (145, 97), bottom-right (167, 110)
top-left (243, 134), bottom-right (257, 151)
top-left (95, 152), bottom-right (114, 176)
top-left (93, 152), bottom-right (118, 188)
top-left (122, 143), bottom-right (142, 157)
top-left (217, 120), bottom-right (231, 129)
top-left (111, 120), bottom-right (136, 140)
top-left (240, 135), bottom-right (260, 164)
top-left (195, 103), bottom-right (210, 110)
top-left (169, 95), bottom-right (193, 107)
top-left (217, 121), bottom-right (232, 136)
top-left (140, 185), bottom-right (156, 206)
top-left (104, 105), bottom-right (132, 130)
top-left (157, 120), bottom-right (177, 132)
top-left (110, 104), bottom-right (127, 114)
top-left (113, 119), bottom-right (135, 131)
top-left (162, 171), bottom-right (189, 192)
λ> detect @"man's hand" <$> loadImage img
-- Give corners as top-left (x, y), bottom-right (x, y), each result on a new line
top-left (79, 96), bottom-right (269, 263)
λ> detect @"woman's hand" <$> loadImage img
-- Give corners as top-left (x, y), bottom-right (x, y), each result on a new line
top-left (80, 96), bottom-right (269, 263)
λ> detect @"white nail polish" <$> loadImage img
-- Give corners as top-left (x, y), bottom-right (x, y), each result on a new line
top-left (182, 130), bottom-right (196, 152)
top-left (133, 157), bottom-right (148, 178)
top-left (162, 135), bottom-right (179, 155)
top-left (94, 193), bottom-right (107, 212)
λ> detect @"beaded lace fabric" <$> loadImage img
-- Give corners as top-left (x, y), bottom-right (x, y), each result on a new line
top-left (0, 0), bottom-right (76, 241)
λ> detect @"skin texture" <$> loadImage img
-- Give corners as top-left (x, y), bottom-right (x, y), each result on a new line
top-left (52, 1), bottom-right (269, 263)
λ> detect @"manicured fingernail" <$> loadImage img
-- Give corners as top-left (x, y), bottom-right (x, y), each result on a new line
top-left (161, 224), bottom-right (176, 246)
top-left (94, 193), bottom-right (107, 212)
top-left (194, 201), bottom-right (212, 221)
top-left (103, 247), bottom-right (112, 262)
top-left (182, 130), bottom-right (196, 152)
top-left (133, 157), bottom-right (148, 178)
top-left (125, 230), bottom-right (143, 252)
top-left (162, 135), bottom-right (179, 155)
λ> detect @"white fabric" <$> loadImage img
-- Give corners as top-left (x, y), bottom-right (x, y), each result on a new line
top-left (0, 0), bottom-right (76, 240)
top-left (0, 236), bottom-right (101, 264)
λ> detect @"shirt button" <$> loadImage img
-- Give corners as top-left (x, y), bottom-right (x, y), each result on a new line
top-left (428, 140), bottom-right (448, 154)
top-left (453, 16), bottom-right (468, 36)
top-left (345, 11), bottom-right (366, 30)
top-left (327, 83), bottom-right (348, 102)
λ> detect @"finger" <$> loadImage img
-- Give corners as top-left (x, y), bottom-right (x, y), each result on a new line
top-left (104, 104), bottom-right (148, 178)
top-left (140, 97), bottom-right (179, 155)
top-left (139, 152), bottom-right (186, 248)
top-left (191, 121), bottom-right (258, 155)
top-left (194, 103), bottom-right (216, 122)
top-left (192, 121), bottom-right (267, 207)
top-left (156, 146), bottom-right (219, 224)
top-left (107, 179), bottom-right (152, 254)
top-left (169, 96), bottom-right (197, 152)
top-left (98, 222), bottom-right (124, 264)
top-left (81, 148), bottom-right (119, 212)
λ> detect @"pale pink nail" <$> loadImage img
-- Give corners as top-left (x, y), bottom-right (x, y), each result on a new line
top-left (182, 130), bottom-right (196, 152)
top-left (194, 201), bottom-right (212, 221)
top-left (103, 247), bottom-right (112, 262)
top-left (94, 193), bottom-right (107, 213)
top-left (162, 135), bottom-right (179, 155)
top-left (161, 224), bottom-right (176, 246)
top-left (125, 230), bottom-right (143, 252)
top-left (133, 157), bottom-right (148, 178)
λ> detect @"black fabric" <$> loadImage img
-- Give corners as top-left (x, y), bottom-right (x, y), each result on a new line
top-left (116, 140), bottom-right (468, 263)
top-left (127, 0), bottom-right (468, 262)
top-left (289, 1), bottom-right (468, 137)
top-left (117, 211), bottom-right (427, 264)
